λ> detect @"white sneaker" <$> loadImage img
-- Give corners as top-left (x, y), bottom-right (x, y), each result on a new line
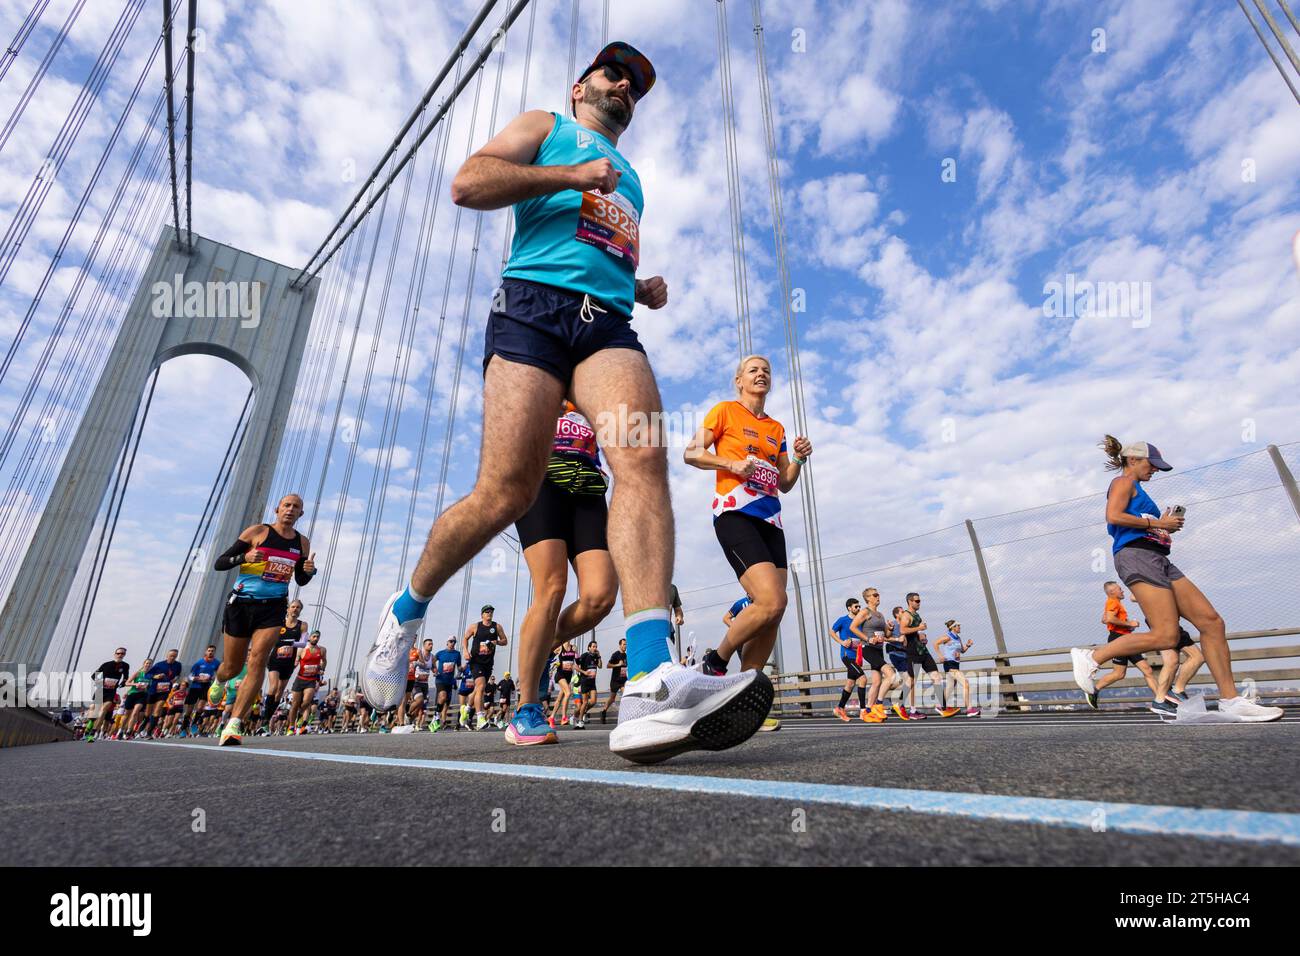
top-left (1216, 696), bottom-right (1284, 723)
top-left (610, 662), bottom-right (774, 765)
top-left (360, 591), bottom-right (424, 711)
top-left (1070, 647), bottom-right (1100, 695)
top-left (475, 713), bottom-right (488, 730)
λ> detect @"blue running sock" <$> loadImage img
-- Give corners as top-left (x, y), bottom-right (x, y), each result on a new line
top-left (392, 585), bottom-right (431, 625)
top-left (626, 608), bottom-right (673, 680)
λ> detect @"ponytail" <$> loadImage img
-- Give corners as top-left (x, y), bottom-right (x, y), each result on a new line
top-left (1100, 434), bottom-right (1124, 472)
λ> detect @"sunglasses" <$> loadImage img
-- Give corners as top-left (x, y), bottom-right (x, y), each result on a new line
top-left (597, 64), bottom-right (641, 100)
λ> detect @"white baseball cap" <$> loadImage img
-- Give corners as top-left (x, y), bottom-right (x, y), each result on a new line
top-left (1120, 441), bottom-right (1172, 471)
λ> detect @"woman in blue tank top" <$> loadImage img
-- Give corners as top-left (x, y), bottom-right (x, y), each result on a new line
top-left (1068, 437), bottom-right (1280, 721)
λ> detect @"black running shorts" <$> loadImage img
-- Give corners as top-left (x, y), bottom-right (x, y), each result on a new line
top-left (912, 649), bottom-right (939, 674)
top-left (515, 477), bottom-right (608, 559)
top-left (224, 597), bottom-right (288, 639)
top-left (266, 654), bottom-right (296, 680)
top-left (714, 511), bottom-right (787, 579)
top-left (862, 645), bottom-right (887, 673)
top-left (1106, 629), bottom-right (1146, 666)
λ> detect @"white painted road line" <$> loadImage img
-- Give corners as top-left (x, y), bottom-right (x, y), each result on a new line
top-left (148, 742), bottom-right (1300, 848)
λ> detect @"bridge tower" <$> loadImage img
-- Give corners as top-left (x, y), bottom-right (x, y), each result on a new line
top-left (0, 226), bottom-right (320, 669)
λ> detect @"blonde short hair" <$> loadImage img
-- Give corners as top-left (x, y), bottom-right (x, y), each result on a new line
top-left (734, 354), bottom-right (771, 395)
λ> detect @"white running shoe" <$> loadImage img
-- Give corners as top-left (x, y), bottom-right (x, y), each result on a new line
top-left (610, 662), bottom-right (774, 765)
top-left (360, 591), bottom-right (424, 711)
top-left (1070, 647), bottom-right (1100, 695)
top-left (1216, 696), bottom-right (1284, 722)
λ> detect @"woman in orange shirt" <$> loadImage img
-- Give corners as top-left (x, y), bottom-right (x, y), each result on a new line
top-left (684, 355), bottom-right (812, 680)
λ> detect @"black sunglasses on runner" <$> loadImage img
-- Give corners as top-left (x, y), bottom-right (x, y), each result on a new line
top-left (599, 63), bottom-right (641, 99)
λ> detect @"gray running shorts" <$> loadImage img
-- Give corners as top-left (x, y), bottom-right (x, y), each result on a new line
top-left (1114, 547), bottom-right (1185, 590)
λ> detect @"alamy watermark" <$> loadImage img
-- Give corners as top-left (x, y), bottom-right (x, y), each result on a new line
top-left (151, 274), bottom-right (262, 328)
top-left (0, 665), bottom-right (100, 708)
top-left (1043, 273), bottom-right (1152, 328)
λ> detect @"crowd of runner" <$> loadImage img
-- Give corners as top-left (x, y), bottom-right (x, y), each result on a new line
top-left (72, 39), bottom-right (1283, 754)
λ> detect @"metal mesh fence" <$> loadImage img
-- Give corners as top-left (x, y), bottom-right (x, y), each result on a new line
top-left (772, 444), bottom-right (1300, 681)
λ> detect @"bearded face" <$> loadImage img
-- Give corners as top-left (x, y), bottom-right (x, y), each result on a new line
top-left (579, 75), bottom-right (632, 130)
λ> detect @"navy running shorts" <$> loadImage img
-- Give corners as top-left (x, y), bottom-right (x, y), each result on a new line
top-left (483, 278), bottom-right (644, 385)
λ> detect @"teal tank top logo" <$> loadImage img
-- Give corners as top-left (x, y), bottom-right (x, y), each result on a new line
top-left (502, 112), bottom-right (644, 315)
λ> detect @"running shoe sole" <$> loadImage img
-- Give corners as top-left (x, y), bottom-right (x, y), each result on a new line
top-left (610, 671), bottom-right (774, 765)
top-left (504, 725), bottom-right (558, 746)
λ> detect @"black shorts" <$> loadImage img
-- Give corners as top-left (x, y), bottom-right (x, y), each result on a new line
top-left (1106, 630), bottom-right (1145, 667)
top-left (224, 596), bottom-right (288, 639)
top-left (912, 650), bottom-right (939, 674)
top-left (514, 477), bottom-right (608, 558)
top-left (578, 677), bottom-right (598, 694)
top-left (470, 661), bottom-right (494, 681)
top-left (167, 705), bottom-right (183, 716)
top-left (484, 277), bottom-right (644, 385)
top-left (411, 681), bottom-right (429, 699)
top-left (292, 678), bottom-right (319, 694)
top-left (942, 661), bottom-right (960, 672)
top-left (862, 645), bottom-right (887, 673)
top-left (185, 685), bottom-right (208, 706)
top-left (267, 654), bottom-right (296, 679)
top-left (555, 671), bottom-right (575, 687)
top-left (843, 659), bottom-right (865, 681)
top-left (1176, 628), bottom-right (1195, 651)
top-left (610, 674), bottom-right (627, 693)
top-left (147, 691), bottom-right (171, 706)
top-left (434, 680), bottom-right (454, 697)
top-left (714, 511), bottom-right (787, 579)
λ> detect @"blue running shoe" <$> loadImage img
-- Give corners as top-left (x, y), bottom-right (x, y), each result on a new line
top-left (505, 703), bottom-right (558, 746)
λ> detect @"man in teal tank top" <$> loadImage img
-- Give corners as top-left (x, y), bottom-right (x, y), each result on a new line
top-left (364, 42), bottom-right (777, 764)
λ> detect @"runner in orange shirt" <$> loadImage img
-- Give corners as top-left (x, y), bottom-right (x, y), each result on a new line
top-left (684, 355), bottom-right (812, 736)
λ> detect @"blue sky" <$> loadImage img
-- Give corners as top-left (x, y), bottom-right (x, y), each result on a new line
top-left (1, 0), bottom-right (1298, 683)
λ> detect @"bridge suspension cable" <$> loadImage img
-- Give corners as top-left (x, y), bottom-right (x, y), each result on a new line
top-left (0, 129), bottom-right (177, 595)
top-left (183, 0), bottom-right (197, 247)
top-left (0, 47), bottom-right (182, 471)
top-left (292, 0), bottom-right (532, 286)
top-left (59, 367), bottom-right (159, 681)
top-left (0, 0), bottom-right (148, 293)
top-left (0, 0), bottom-right (53, 87)
top-left (1237, 0), bottom-right (1300, 104)
top-left (162, 0), bottom-right (183, 247)
top-left (0, 0), bottom-right (85, 153)
top-left (146, 387), bottom-right (254, 660)
top-left (716, 0), bottom-right (753, 359)
top-left (751, 0), bottom-right (832, 668)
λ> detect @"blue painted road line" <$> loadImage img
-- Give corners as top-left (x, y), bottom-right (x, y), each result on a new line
top-left (147, 741), bottom-right (1300, 847)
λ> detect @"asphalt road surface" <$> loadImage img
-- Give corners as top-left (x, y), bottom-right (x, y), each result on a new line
top-left (3, 710), bottom-right (1298, 866)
